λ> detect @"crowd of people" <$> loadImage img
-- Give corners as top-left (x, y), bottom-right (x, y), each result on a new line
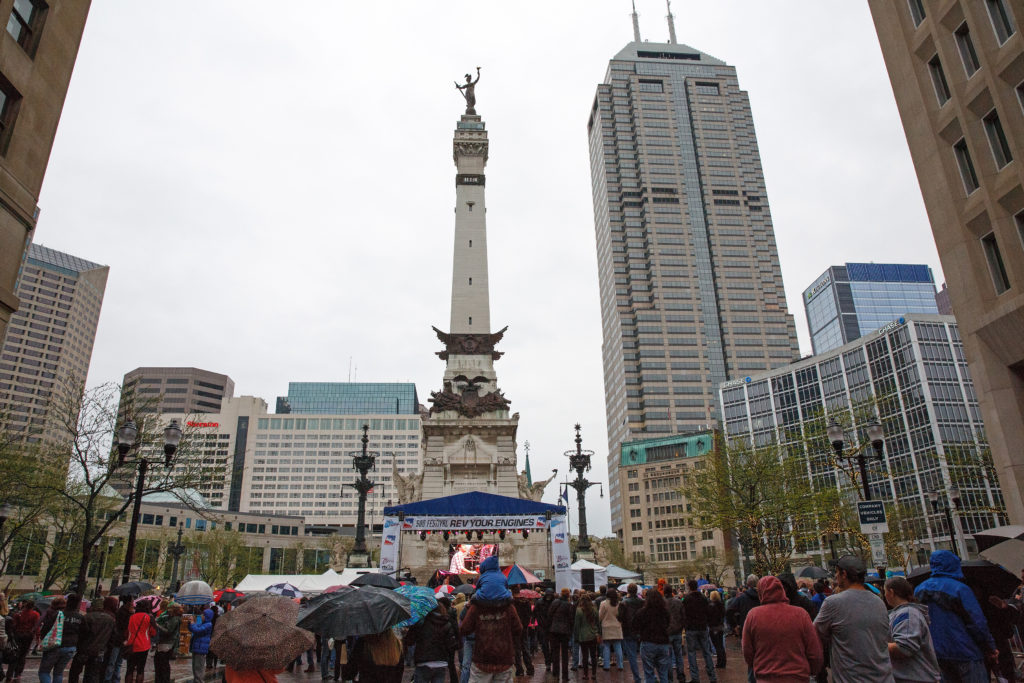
top-left (0, 549), bottom-right (1020, 683)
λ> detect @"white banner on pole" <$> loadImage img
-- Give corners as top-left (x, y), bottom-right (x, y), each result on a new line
top-left (379, 516), bottom-right (401, 575)
top-left (550, 514), bottom-right (572, 591)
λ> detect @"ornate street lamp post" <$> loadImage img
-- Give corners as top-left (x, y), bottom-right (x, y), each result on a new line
top-left (827, 418), bottom-right (885, 501)
top-left (347, 425), bottom-right (378, 568)
top-left (565, 424), bottom-right (599, 562)
top-left (929, 487), bottom-right (964, 556)
top-left (110, 417), bottom-right (183, 590)
top-left (167, 523), bottom-right (186, 592)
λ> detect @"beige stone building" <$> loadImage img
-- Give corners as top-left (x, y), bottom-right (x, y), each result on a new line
top-left (617, 431), bottom-right (732, 585)
top-left (0, 0), bottom-right (92, 345)
top-left (869, 0), bottom-right (1024, 523)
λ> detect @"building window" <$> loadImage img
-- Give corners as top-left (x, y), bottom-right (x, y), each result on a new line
top-left (983, 109), bottom-right (1014, 168)
top-left (927, 55), bottom-right (951, 106)
top-left (953, 139), bottom-right (979, 194)
top-left (0, 74), bottom-right (22, 156)
top-left (981, 232), bottom-right (1011, 294)
top-left (986, 0), bottom-right (1016, 45)
top-left (908, 0), bottom-right (926, 27)
top-left (5, 0), bottom-right (46, 56)
top-left (955, 23), bottom-right (981, 77)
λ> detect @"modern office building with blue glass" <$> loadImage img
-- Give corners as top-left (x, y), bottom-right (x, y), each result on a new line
top-left (276, 382), bottom-right (419, 415)
top-left (804, 263), bottom-right (938, 354)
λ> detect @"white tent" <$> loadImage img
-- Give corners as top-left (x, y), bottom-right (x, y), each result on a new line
top-left (605, 564), bottom-right (642, 581)
top-left (234, 569), bottom-right (343, 595)
top-left (569, 559), bottom-right (608, 590)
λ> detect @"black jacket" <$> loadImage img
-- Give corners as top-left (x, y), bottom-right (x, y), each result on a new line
top-left (535, 596), bottom-right (555, 630)
top-left (707, 600), bottom-right (725, 633)
top-left (407, 608), bottom-right (456, 663)
top-left (546, 599), bottom-right (574, 636)
top-left (682, 591), bottom-right (710, 630)
top-left (79, 611), bottom-right (115, 657)
top-left (40, 607), bottom-right (84, 649)
top-left (512, 597), bottom-right (532, 634)
top-left (725, 588), bottom-right (759, 632)
top-left (618, 596), bottom-right (644, 639)
top-left (633, 603), bottom-right (670, 644)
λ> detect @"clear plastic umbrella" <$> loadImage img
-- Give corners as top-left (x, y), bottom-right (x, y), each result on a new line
top-left (176, 580), bottom-right (214, 606)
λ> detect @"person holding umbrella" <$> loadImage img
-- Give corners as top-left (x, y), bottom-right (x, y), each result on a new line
top-left (406, 601), bottom-right (458, 683)
top-left (187, 609), bottom-right (214, 683)
top-left (209, 595), bottom-right (314, 683)
top-left (341, 630), bottom-right (404, 683)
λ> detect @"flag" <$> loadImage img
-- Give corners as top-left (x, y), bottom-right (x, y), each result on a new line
top-left (560, 485), bottom-right (569, 503)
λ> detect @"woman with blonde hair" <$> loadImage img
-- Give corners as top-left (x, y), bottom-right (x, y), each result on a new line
top-left (342, 629), bottom-right (404, 683)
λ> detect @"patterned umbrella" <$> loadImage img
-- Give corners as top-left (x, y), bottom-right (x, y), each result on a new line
top-left (176, 580), bottom-right (214, 606)
top-left (518, 589), bottom-right (542, 599)
top-left (502, 564), bottom-right (542, 585)
top-left (434, 584), bottom-right (455, 596)
top-left (210, 595), bottom-right (314, 671)
top-left (134, 595), bottom-right (163, 614)
top-left (393, 585), bottom-right (438, 629)
top-left (266, 583), bottom-right (302, 598)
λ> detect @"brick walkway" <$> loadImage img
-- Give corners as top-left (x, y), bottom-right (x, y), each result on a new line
top-left (15, 652), bottom-right (223, 683)
top-left (277, 636), bottom-right (753, 683)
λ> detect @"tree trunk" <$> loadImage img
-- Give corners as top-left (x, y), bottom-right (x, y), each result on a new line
top-left (73, 515), bottom-right (94, 598)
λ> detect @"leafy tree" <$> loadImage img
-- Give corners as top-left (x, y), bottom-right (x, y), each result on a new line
top-left (10, 378), bottom-right (224, 596)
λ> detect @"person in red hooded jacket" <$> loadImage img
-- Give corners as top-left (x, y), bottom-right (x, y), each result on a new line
top-left (742, 576), bottom-right (823, 683)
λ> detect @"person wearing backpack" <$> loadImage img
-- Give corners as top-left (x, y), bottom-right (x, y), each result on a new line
top-left (7, 600), bottom-right (40, 682)
top-left (38, 596), bottom-right (83, 683)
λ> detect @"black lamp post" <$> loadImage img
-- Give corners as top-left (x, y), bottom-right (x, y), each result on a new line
top-left (94, 537), bottom-right (114, 598)
top-left (827, 418), bottom-right (885, 501)
top-left (928, 486), bottom-right (962, 556)
top-left (347, 425), bottom-right (378, 568)
top-left (167, 523), bottom-right (186, 592)
top-left (111, 417), bottom-right (182, 590)
top-left (565, 424), bottom-right (599, 561)
top-left (823, 533), bottom-right (839, 568)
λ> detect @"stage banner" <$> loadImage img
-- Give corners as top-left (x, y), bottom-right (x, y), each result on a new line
top-left (379, 515), bottom-right (401, 575)
top-left (550, 514), bottom-right (572, 591)
top-left (401, 514), bottom-right (549, 532)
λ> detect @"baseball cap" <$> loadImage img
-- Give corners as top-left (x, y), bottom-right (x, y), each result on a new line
top-left (835, 555), bottom-right (867, 580)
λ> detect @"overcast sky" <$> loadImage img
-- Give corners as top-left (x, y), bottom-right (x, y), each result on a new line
top-left (35, 2), bottom-right (940, 538)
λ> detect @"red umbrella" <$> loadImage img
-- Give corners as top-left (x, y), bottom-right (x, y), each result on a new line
top-left (323, 584), bottom-right (347, 593)
top-left (213, 588), bottom-right (244, 603)
top-left (518, 589), bottom-right (542, 599)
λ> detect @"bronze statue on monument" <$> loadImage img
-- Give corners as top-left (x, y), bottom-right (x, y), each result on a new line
top-left (455, 67), bottom-right (481, 115)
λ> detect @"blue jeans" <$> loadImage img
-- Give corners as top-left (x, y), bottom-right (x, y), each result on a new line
top-left (460, 639), bottom-right (474, 683)
top-left (937, 658), bottom-right (989, 683)
top-left (622, 637), bottom-right (641, 683)
top-left (103, 646), bottom-right (122, 683)
top-left (639, 642), bottom-right (671, 683)
top-left (685, 629), bottom-right (716, 682)
top-left (39, 646), bottom-right (77, 683)
top-left (414, 664), bottom-right (448, 683)
top-left (668, 634), bottom-right (685, 680)
top-left (601, 639), bottom-right (623, 670)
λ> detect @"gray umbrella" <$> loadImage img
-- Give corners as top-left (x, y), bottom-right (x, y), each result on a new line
top-left (296, 586), bottom-right (411, 639)
top-left (796, 566), bottom-right (831, 580)
top-left (350, 573), bottom-right (400, 589)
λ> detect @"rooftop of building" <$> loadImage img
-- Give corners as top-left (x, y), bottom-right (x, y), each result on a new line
top-left (620, 430), bottom-right (715, 466)
top-left (722, 313), bottom-right (958, 391)
top-left (277, 382), bottom-right (419, 415)
top-left (26, 243), bottom-right (106, 276)
top-left (612, 40), bottom-right (726, 66)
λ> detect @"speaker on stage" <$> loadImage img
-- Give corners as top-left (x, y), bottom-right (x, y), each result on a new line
top-left (581, 568), bottom-right (595, 592)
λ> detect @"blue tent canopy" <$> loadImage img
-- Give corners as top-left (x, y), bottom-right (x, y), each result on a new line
top-left (383, 491), bottom-right (565, 517)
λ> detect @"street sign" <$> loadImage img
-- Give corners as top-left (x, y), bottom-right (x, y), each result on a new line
top-left (869, 534), bottom-right (886, 564)
top-left (858, 500), bottom-right (889, 534)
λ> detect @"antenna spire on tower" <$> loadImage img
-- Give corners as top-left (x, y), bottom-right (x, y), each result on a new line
top-left (666, 0), bottom-right (677, 44)
top-left (631, 0), bottom-right (641, 42)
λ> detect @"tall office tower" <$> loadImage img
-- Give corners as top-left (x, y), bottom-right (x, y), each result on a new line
top-left (868, 0), bottom-right (1024, 523)
top-left (805, 262), bottom-right (938, 354)
top-left (0, 243), bottom-right (107, 440)
top-left (0, 1), bottom-right (93, 344)
top-left (587, 32), bottom-right (800, 539)
top-left (120, 367), bottom-right (234, 417)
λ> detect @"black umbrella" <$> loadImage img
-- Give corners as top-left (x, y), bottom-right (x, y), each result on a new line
top-left (907, 559), bottom-right (1019, 598)
top-left (296, 586), bottom-right (410, 639)
top-left (454, 584), bottom-right (475, 595)
top-left (797, 566), bottom-right (830, 580)
top-left (350, 573), bottom-right (400, 589)
top-left (109, 581), bottom-right (155, 597)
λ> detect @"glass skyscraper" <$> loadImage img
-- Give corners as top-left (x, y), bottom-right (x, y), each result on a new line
top-left (805, 263), bottom-right (938, 355)
top-left (588, 39), bottom-right (799, 540)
